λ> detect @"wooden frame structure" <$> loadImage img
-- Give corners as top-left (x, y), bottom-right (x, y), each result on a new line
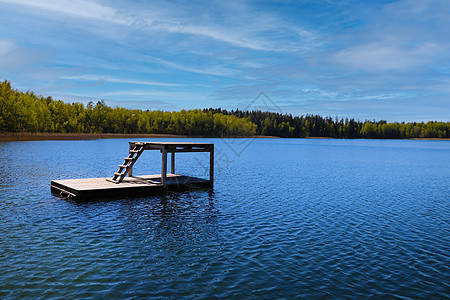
top-left (121, 142), bottom-right (214, 187)
top-left (51, 141), bottom-right (214, 199)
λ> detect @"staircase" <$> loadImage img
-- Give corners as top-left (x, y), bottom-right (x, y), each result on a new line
top-left (107, 142), bottom-right (144, 184)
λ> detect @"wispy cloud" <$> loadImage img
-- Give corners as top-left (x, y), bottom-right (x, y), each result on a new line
top-left (61, 75), bottom-right (184, 87)
top-left (0, 39), bottom-right (15, 56)
top-left (106, 98), bottom-right (174, 109)
top-left (146, 56), bottom-right (235, 77)
top-left (104, 90), bottom-right (202, 98)
top-left (0, 0), bottom-right (132, 24)
top-left (0, 0), bottom-right (317, 53)
top-left (147, 21), bottom-right (269, 51)
top-left (329, 0), bottom-right (450, 73)
top-left (2, 0), bottom-right (449, 121)
top-left (0, 39), bottom-right (46, 72)
top-left (332, 41), bottom-right (440, 72)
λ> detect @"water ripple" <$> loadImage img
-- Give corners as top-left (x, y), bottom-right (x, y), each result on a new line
top-left (0, 139), bottom-right (449, 298)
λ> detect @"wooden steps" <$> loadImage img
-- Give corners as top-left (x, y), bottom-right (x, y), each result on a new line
top-left (107, 143), bottom-right (144, 184)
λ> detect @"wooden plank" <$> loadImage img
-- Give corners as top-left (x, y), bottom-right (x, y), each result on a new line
top-left (143, 142), bottom-right (212, 145)
top-left (141, 142), bottom-right (212, 151)
top-left (165, 148), bottom-right (211, 153)
top-left (51, 174), bottom-right (211, 199)
top-left (50, 183), bottom-right (77, 197)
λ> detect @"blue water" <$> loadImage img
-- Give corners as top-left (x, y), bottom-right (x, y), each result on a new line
top-left (0, 138), bottom-right (449, 298)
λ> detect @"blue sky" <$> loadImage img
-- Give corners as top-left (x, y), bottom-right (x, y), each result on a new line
top-left (1, 0), bottom-right (449, 122)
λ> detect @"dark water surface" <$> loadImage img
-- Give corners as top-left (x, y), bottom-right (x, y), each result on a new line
top-left (0, 138), bottom-right (449, 299)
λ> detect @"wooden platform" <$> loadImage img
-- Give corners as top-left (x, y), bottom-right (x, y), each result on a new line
top-left (51, 141), bottom-right (214, 199)
top-left (51, 174), bottom-right (212, 199)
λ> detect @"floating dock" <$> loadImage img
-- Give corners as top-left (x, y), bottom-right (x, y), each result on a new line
top-left (51, 142), bottom-right (214, 199)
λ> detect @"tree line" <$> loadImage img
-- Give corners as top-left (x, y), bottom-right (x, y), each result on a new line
top-left (204, 108), bottom-right (449, 139)
top-left (0, 80), bottom-right (256, 136)
top-left (1, 80), bottom-right (449, 138)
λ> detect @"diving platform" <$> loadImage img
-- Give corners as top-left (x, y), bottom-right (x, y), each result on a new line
top-left (51, 142), bottom-right (214, 199)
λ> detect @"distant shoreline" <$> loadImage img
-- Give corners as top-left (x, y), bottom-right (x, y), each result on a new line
top-left (407, 138), bottom-right (449, 141)
top-left (0, 132), bottom-right (280, 141)
top-left (0, 133), bottom-right (197, 141)
top-left (1, 132), bottom-right (448, 141)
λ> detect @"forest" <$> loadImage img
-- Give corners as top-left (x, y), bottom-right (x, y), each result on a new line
top-left (1, 80), bottom-right (449, 139)
top-left (204, 108), bottom-right (450, 138)
top-left (0, 80), bottom-right (256, 136)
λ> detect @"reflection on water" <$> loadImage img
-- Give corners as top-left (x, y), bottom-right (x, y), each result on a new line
top-left (0, 138), bottom-right (449, 298)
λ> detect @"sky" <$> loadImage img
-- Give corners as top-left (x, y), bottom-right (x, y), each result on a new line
top-left (0, 0), bottom-right (449, 122)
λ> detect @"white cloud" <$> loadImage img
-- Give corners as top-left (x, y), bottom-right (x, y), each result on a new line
top-left (145, 21), bottom-right (268, 51)
top-left (105, 98), bottom-right (174, 110)
top-left (329, 0), bottom-right (450, 73)
top-left (2, 0), bottom-right (449, 121)
top-left (332, 42), bottom-right (440, 72)
top-left (103, 90), bottom-right (209, 107)
top-left (0, 39), bottom-right (16, 56)
top-left (0, 0), bottom-right (132, 24)
top-left (1, 0), bottom-right (317, 52)
top-left (146, 56), bottom-right (235, 77)
top-left (0, 39), bottom-right (45, 71)
top-left (61, 75), bottom-right (184, 87)
top-left (104, 90), bottom-right (198, 98)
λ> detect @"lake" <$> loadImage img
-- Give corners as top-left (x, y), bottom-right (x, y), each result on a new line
top-left (0, 138), bottom-right (449, 298)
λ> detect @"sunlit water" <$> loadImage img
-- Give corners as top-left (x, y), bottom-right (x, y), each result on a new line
top-left (0, 138), bottom-right (449, 299)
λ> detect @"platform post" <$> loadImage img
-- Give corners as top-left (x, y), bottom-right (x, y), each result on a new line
top-left (128, 142), bottom-right (133, 177)
top-left (171, 152), bottom-right (175, 174)
top-left (209, 144), bottom-right (214, 187)
top-left (161, 147), bottom-right (167, 188)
